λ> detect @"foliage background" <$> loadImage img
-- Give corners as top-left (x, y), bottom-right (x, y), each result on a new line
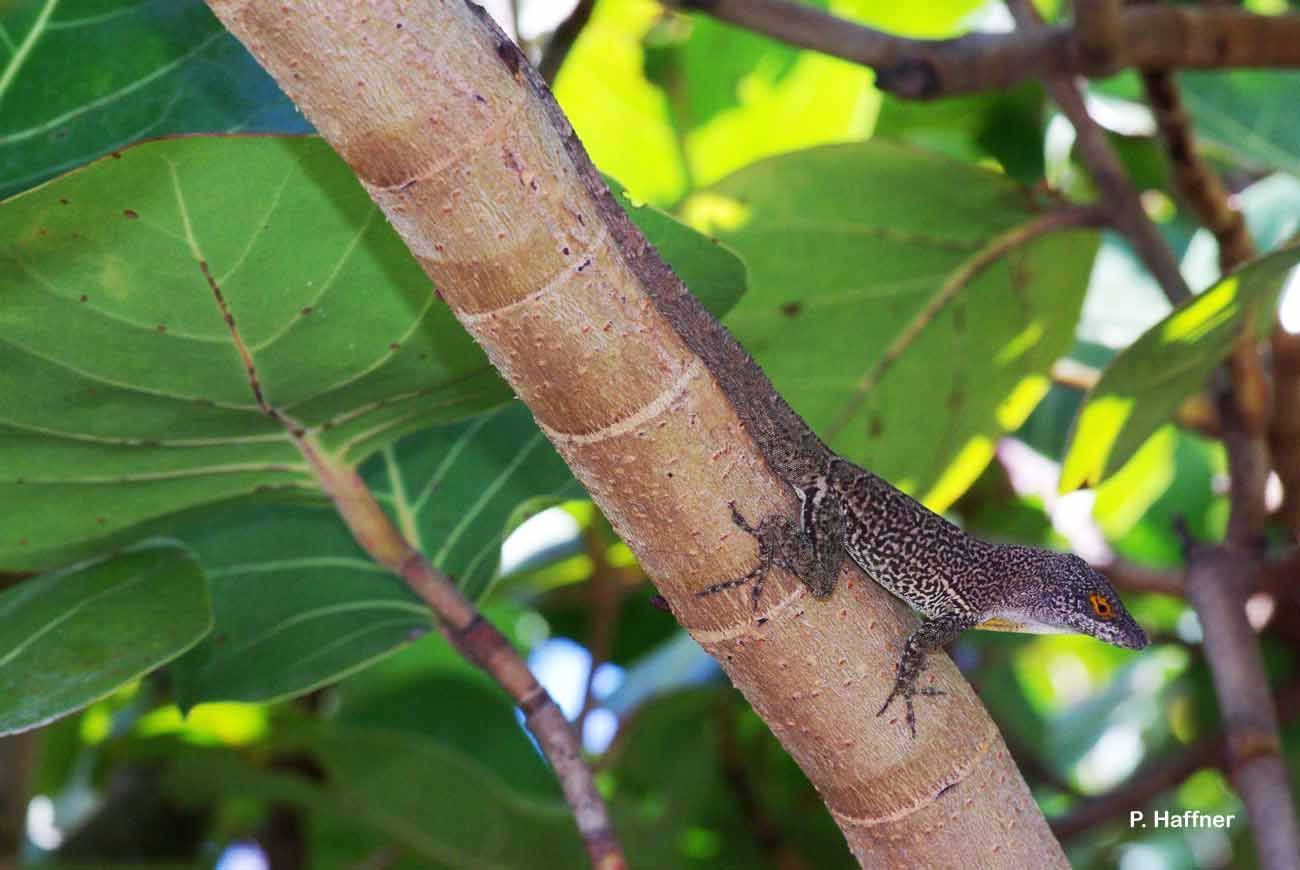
top-left (1, 0), bottom-right (1299, 868)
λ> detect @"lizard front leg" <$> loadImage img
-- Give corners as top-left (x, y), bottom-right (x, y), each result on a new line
top-left (696, 489), bottom-right (845, 611)
top-left (877, 611), bottom-right (976, 737)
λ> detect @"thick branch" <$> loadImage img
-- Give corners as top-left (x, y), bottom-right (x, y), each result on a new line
top-left (202, 0), bottom-right (1069, 864)
top-left (675, 1), bottom-right (1300, 99)
top-left (1073, 0), bottom-right (1124, 75)
top-left (1181, 544), bottom-right (1300, 869)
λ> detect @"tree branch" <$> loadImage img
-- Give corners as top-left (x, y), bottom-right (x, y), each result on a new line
top-left (674, 1), bottom-right (1300, 100)
top-left (0, 731), bottom-right (37, 862)
top-left (1072, 0), bottom-right (1123, 76)
top-left (201, 0), bottom-right (1072, 863)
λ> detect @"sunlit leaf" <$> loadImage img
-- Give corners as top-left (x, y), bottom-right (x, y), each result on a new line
top-left (557, 0), bottom-right (880, 204)
top-left (699, 141), bottom-right (1098, 508)
top-left (1061, 244), bottom-right (1300, 490)
top-left (0, 0), bottom-right (307, 199)
top-left (0, 541), bottom-right (210, 735)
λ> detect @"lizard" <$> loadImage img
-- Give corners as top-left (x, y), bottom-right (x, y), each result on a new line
top-left (545, 115), bottom-right (1148, 742)
top-left (629, 236), bottom-right (1149, 737)
top-left (479, 21), bottom-right (1151, 739)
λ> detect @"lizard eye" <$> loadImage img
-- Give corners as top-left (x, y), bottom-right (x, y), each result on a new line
top-left (1089, 593), bottom-right (1116, 620)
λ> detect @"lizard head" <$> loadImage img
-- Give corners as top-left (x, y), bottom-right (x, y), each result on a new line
top-left (1019, 550), bottom-right (1149, 650)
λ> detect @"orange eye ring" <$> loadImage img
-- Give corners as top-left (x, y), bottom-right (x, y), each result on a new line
top-left (1089, 593), bottom-right (1116, 620)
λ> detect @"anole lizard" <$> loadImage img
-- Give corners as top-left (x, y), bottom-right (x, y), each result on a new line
top-left (627, 217), bottom-right (1149, 738)
top-left (490, 26), bottom-right (1150, 739)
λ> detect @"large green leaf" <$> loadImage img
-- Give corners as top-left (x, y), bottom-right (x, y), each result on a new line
top-left (0, 135), bottom-right (744, 571)
top-left (171, 404), bottom-right (584, 707)
top-left (0, 135), bottom-right (507, 570)
top-left (701, 140), bottom-right (1099, 508)
top-left (0, 0), bottom-right (307, 200)
top-left (163, 723), bottom-right (588, 869)
top-left (1061, 244), bottom-right (1300, 490)
top-left (0, 541), bottom-right (210, 734)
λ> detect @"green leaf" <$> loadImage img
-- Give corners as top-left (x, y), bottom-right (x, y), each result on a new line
top-left (698, 140), bottom-right (1098, 508)
top-left (1061, 244), bottom-right (1300, 490)
top-left (0, 541), bottom-right (210, 735)
top-left (0, 0), bottom-right (307, 200)
top-left (331, 626), bottom-right (558, 797)
top-left (164, 723), bottom-right (588, 868)
top-left (555, 0), bottom-right (878, 205)
top-left (171, 403), bottom-right (584, 706)
top-left (874, 84), bottom-right (1046, 183)
top-left (1, 135), bottom-right (744, 571)
top-left (0, 135), bottom-right (508, 570)
top-left (1179, 71), bottom-right (1300, 178)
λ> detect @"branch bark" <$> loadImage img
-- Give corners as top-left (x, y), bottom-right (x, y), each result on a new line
top-left (676, 0), bottom-right (1300, 99)
top-left (203, 0), bottom-right (1068, 864)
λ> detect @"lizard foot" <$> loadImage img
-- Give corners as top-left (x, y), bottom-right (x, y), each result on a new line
top-left (695, 502), bottom-right (777, 612)
top-left (876, 670), bottom-right (944, 738)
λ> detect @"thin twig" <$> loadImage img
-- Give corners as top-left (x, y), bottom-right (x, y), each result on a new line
top-left (0, 731), bottom-right (37, 861)
top-left (1099, 560), bottom-right (1184, 598)
top-left (1007, 1), bottom-right (1190, 308)
top-left (576, 521), bottom-right (633, 738)
top-left (1052, 732), bottom-right (1223, 840)
top-left (304, 443), bottom-right (626, 869)
top-left (537, 0), bottom-right (595, 86)
top-left (1273, 329), bottom-right (1300, 538)
top-left (675, 0), bottom-right (1300, 100)
top-left (717, 696), bottom-right (814, 870)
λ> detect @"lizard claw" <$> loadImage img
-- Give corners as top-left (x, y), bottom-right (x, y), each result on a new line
top-left (876, 673), bottom-right (942, 739)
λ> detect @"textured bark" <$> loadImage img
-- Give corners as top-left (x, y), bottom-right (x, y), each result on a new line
top-left (203, 1), bottom-right (1066, 865)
